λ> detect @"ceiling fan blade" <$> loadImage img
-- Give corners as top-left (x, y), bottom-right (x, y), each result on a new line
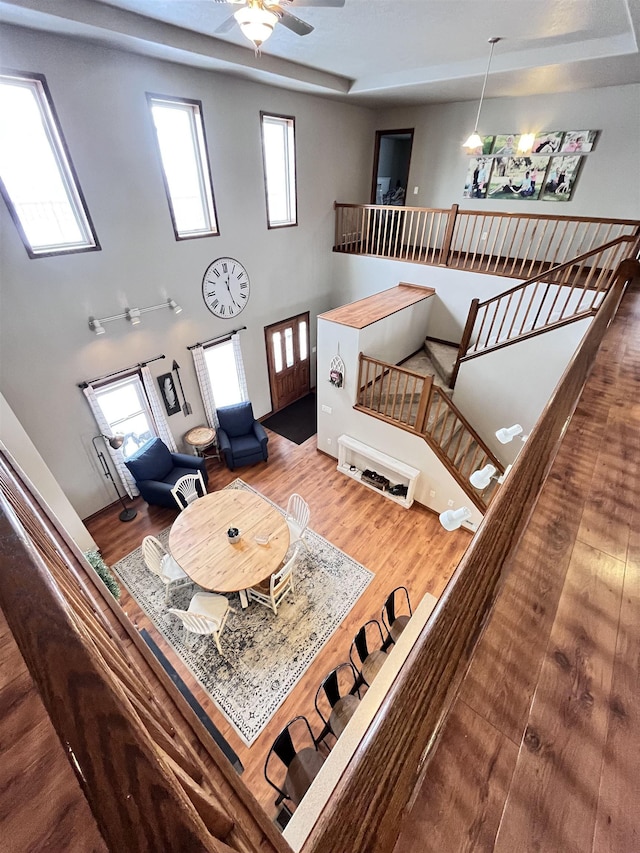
top-left (279, 10), bottom-right (314, 36)
top-left (215, 13), bottom-right (238, 34)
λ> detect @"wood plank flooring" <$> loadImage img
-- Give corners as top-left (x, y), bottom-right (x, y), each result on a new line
top-left (393, 281), bottom-right (640, 852)
top-left (85, 435), bottom-right (471, 817)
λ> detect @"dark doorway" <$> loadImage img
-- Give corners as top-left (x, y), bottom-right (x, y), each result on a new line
top-left (371, 129), bottom-right (414, 205)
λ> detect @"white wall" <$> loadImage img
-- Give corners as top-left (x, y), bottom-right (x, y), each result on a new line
top-left (453, 317), bottom-right (592, 468)
top-left (0, 393), bottom-right (97, 552)
top-left (0, 26), bottom-right (375, 518)
top-left (373, 83), bottom-right (640, 219)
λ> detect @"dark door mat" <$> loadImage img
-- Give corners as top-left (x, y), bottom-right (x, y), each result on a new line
top-left (261, 393), bottom-right (317, 445)
top-left (140, 628), bottom-right (243, 774)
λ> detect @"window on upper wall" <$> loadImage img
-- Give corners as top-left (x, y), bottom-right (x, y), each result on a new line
top-left (94, 375), bottom-right (156, 458)
top-left (260, 112), bottom-right (297, 228)
top-left (147, 94), bottom-right (219, 240)
top-left (0, 71), bottom-right (100, 258)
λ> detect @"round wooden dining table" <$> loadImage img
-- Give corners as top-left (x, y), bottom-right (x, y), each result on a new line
top-left (168, 490), bottom-right (290, 607)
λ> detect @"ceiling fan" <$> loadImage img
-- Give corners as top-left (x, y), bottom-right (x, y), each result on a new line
top-left (213, 0), bottom-right (345, 51)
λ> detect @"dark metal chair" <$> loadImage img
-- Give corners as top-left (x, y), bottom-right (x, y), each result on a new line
top-left (349, 619), bottom-right (387, 688)
top-left (381, 586), bottom-right (413, 649)
top-left (264, 715), bottom-right (325, 810)
top-left (314, 662), bottom-right (361, 746)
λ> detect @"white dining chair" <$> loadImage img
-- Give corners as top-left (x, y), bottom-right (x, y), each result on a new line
top-left (141, 535), bottom-right (192, 603)
top-left (285, 493), bottom-right (310, 551)
top-left (168, 591), bottom-right (235, 654)
top-left (248, 544), bottom-right (301, 615)
top-left (171, 470), bottom-right (206, 510)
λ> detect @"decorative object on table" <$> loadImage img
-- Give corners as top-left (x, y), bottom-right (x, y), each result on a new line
top-left (84, 549), bottom-right (121, 599)
top-left (216, 401), bottom-right (268, 470)
top-left (91, 433), bottom-right (137, 522)
top-left (329, 352), bottom-right (345, 388)
top-left (202, 257), bottom-right (250, 318)
top-left (111, 478), bottom-right (374, 746)
top-left (171, 360), bottom-right (193, 416)
top-left (123, 436), bottom-right (208, 509)
top-left (157, 372), bottom-right (181, 416)
top-left (361, 469), bottom-right (390, 491)
top-left (227, 527), bottom-right (241, 543)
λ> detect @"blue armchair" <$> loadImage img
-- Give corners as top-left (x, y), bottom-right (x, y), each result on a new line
top-left (124, 437), bottom-right (208, 509)
top-left (216, 402), bottom-right (268, 471)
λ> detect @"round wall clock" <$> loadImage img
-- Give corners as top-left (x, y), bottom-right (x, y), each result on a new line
top-left (202, 257), bottom-right (250, 318)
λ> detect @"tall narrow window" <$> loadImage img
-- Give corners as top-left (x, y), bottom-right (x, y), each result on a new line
top-left (260, 112), bottom-right (297, 228)
top-left (203, 338), bottom-right (247, 408)
top-left (0, 72), bottom-right (100, 258)
top-left (147, 94), bottom-right (218, 240)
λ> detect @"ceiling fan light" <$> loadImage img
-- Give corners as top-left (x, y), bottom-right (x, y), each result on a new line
top-left (234, 5), bottom-right (278, 49)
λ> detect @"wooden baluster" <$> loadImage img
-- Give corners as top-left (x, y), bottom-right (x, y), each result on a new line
top-left (414, 376), bottom-right (433, 434)
top-left (440, 204), bottom-right (459, 266)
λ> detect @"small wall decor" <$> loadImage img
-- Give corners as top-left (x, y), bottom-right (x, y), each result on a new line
top-left (462, 129), bottom-right (599, 202)
top-left (329, 354), bottom-right (345, 388)
top-left (157, 372), bottom-right (181, 416)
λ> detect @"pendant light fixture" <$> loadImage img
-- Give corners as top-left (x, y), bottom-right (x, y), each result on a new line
top-left (463, 36), bottom-right (501, 152)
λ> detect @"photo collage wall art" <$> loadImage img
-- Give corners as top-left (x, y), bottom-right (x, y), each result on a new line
top-left (463, 130), bottom-right (598, 202)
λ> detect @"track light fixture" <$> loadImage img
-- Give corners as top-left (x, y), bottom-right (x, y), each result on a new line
top-left (439, 506), bottom-right (472, 531)
top-left (495, 424), bottom-right (526, 444)
top-left (470, 463), bottom-right (498, 490)
top-left (88, 297), bottom-right (183, 335)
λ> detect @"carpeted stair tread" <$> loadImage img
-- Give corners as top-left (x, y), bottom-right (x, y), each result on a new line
top-left (423, 340), bottom-right (459, 387)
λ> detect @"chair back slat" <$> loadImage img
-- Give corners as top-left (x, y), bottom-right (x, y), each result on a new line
top-left (171, 472), bottom-right (205, 510)
top-left (141, 535), bottom-right (165, 577)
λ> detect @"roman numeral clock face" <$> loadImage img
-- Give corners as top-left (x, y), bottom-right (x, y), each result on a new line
top-left (202, 257), bottom-right (250, 318)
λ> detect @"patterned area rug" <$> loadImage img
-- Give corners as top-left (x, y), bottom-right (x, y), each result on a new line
top-left (112, 479), bottom-right (373, 746)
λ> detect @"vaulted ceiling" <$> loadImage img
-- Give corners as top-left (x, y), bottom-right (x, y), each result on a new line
top-left (1, 0), bottom-right (639, 106)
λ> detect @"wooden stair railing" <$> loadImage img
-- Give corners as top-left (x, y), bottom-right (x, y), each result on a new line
top-left (355, 354), bottom-right (503, 512)
top-left (450, 233), bottom-right (639, 387)
top-left (0, 454), bottom-right (289, 853)
top-left (334, 202), bottom-right (640, 279)
top-left (299, 259), bottom-right (640, 853)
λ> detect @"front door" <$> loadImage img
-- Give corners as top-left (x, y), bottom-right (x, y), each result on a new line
top-left (265, 312), bottom-right (310, 413)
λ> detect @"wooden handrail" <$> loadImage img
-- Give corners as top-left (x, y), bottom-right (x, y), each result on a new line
top-left (300, 259), bottom-right (638, 853)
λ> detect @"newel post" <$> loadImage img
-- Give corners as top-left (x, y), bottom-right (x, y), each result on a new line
top-left (440, 204), bottom-right (459, 266)
top-left (450, 297), bottom-right (479, 388)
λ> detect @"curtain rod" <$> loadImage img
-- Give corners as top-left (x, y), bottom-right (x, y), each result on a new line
top-left (78, 354), bottom-right (166, 388)
top-left (187, 326), bottom-right (247, 351)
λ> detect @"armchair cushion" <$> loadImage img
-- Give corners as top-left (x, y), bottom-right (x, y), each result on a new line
top-left (124, 437), bottom-right (208, 509)
top-left (216, 402), bottom-right (268, 471)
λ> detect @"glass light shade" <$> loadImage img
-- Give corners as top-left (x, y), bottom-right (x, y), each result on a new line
top-left (470, 464), bottom-right (497, 490)
top-left (518, 133), bottom-right (535, 153)
top-left (234, 5), bottom-right (278, 47)
top-left (496, 424), bottom-right (523, 444)
top-left (439, 506), bottom-right (472, 531)
top-left (463, 131), bottom-right (483, 151)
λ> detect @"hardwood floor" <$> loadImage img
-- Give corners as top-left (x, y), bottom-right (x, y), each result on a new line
top-left (393, 281), bottom-right (640, 853)
top-left (85, 433), bottom-right (471, 817)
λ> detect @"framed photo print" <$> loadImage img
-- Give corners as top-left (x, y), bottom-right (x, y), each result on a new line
top-left (541, 155), bottom-right (583, 201)
top-left (462, 157), bottom-right (493, 198)
top-left (491, 134), bottom-right (522, 157)
top-left (157, 372), bottom-right (180, 416)
top-left (561, 130), bottom-right (598, 153)
top-left (486, 155), bottom-right (548, 200)
top-left (531, 131), bottom-right (564, 155)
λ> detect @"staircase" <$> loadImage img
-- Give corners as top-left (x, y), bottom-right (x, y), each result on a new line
top-left (356, 353), bottom-right (503, 512)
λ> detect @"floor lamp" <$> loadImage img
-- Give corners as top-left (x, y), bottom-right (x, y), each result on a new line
top-left (92, 434), bottom-right (137, 522)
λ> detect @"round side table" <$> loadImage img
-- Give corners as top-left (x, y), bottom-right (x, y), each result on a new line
top-left (184, 426), bottom-right (220, 461)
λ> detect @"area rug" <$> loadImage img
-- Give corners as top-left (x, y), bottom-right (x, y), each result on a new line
top-left (112, 479), bottom-right (373, 746)
top-left (261, 393), bottom-right (317, 444)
